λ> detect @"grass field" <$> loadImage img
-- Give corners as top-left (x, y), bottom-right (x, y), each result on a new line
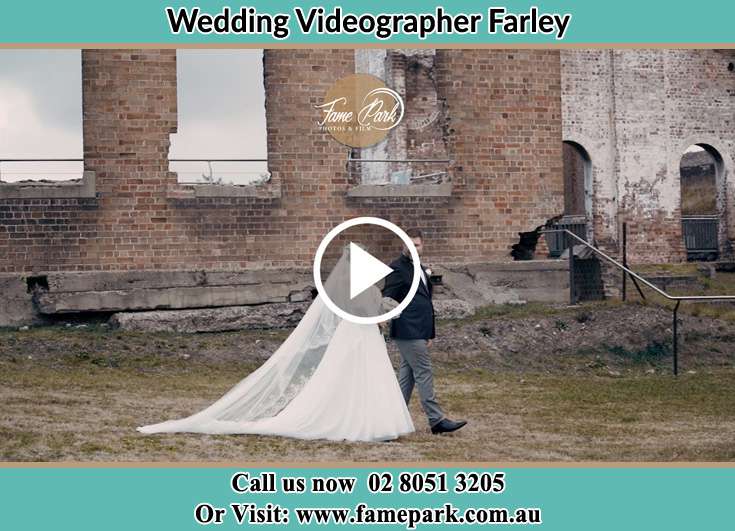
top-left (2, 312), bottom-right (734, 462)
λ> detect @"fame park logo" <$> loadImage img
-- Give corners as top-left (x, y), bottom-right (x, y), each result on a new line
top-left (315, 73), bottom-right (404, 148)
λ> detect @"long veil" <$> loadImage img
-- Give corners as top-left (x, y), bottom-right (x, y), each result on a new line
top-left (137, 244), bottom-right (382, 434)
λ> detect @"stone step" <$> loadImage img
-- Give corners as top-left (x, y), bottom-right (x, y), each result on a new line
top-left (36, 282), bottom-right (313, 314)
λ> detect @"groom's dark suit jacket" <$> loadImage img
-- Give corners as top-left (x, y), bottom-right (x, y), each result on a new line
top-left (382, 253), bottom-right (436, 340)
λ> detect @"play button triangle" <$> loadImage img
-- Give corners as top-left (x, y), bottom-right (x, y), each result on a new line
top-left (349, 242), bottom-right (394, 300)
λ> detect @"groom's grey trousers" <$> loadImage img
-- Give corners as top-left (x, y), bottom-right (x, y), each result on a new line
top-left (393, 339), bottom-right (445, 427)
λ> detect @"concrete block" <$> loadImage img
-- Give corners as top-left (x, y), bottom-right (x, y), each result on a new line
top-left (435, 260), bottom-right (569, 307)
top-left (35, 282), bottom-right (312, 314)
top-left (109, 302), bottom-right (309, 333)
top-left (0, 275), bottom-right (43, 327)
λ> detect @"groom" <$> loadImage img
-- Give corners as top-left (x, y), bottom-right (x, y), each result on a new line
top-left (382, 229), bottom-right (467, 435)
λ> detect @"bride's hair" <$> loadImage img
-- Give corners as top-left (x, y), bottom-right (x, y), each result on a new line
top-left (325, 242), bottom-right (381, 318)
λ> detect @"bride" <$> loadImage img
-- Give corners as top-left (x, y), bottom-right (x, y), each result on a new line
top-left (137, 245), bottom-right (415, 442)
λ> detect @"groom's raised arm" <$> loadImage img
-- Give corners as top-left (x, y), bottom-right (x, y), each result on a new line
top-left (382, 267), bottom-right (405, 302)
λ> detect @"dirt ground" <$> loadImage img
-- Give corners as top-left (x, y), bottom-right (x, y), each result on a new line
top-left (1, 300), bottom-right (734, 462)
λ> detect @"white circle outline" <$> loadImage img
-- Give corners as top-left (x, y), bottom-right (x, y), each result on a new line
top-left (361, 87), bottom-right (405, 132)
top-left (313, 217), bottom-right (421, 325)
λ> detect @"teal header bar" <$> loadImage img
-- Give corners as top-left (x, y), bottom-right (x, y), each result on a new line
top-left (2, 466), bottom-right (733, 529)
top-left (0, 1), bottom-right (733, 44)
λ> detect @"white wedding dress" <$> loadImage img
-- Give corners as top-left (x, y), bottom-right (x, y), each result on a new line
top-left (137, 247), bottom-right (415, 442)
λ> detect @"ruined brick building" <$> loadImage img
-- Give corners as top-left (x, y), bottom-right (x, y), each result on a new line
top-left (562, 49), bottom-right (735, 264)
top-left (1, 48), bottom-right (734, 327)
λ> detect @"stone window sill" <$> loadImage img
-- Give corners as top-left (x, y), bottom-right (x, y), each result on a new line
top-left (0, 171), bottom-right (96, 199)
top-left (166, 181), bottom-right (282, 200)
top-left (346, 182), bottom-right (453, 198)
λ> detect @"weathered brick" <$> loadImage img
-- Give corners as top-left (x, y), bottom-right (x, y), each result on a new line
top-left (0, 49), bottom-right (563, 273)
top-left (562, 49), bottom-right (735, 263)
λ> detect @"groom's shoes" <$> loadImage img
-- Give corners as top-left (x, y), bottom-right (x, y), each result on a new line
top-left (431, 418), bottom-right (467, 435)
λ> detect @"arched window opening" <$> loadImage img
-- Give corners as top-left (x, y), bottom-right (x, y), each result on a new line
top-left (546, 141), bottom-right (593, 257)
top-left (680, 144), bottom-right (724, 261)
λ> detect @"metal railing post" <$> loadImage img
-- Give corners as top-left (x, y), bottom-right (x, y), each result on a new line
top-left (622, 222), bottom-right (628, 302)
top-left (673, 300), bottom-right (681, 376)
top-left (568, 238), bottom-right (576, 305)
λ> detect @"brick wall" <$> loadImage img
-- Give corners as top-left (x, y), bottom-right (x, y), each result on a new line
top-left (403, 52), bottom-right (448, 163)
top-left (0, 49), bottom-right (563, 274)
top-left (562, 49), bottom-right (735, 263)
top-left (434, 49), bottom-right (564, 260)
top-left (665, 49), bottom-right (735, 257)
top-left (560, 49), bottom-right (620, 257)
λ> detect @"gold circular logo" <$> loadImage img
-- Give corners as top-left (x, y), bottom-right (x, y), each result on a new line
top-left (316, 73), bottom-right (404, 148)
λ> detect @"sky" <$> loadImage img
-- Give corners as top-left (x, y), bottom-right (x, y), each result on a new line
top-left (0, 49), bottom-right (267, 183)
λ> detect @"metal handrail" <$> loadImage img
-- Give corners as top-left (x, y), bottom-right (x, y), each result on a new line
top-left (543, 229), bottom-right (735, 302)
top-left (346, 158), bottom-right (451, 163)
top-left (1, 159), bottom-right (272, 182)
top-left (169, 159), bottom-right (267, 162)
top-left (542, 228), bottom-right (735, 375)
top-left (172, 158), bottom-right (452, 163)
top-left (1, 159), bottom-right (268, 162)
top-left (0, 158), bottom-right (83, 162)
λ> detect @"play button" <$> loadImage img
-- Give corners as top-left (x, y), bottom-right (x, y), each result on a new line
top-left (349, 242), bottom-right (394, 300)
top-left (313, 217), bottom-right (422, 325)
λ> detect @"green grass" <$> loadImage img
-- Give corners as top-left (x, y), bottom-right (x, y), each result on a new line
top-left (2, 291), bottom-right (734, 462)
top-left (1, 356), bottom-right (733, 462)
